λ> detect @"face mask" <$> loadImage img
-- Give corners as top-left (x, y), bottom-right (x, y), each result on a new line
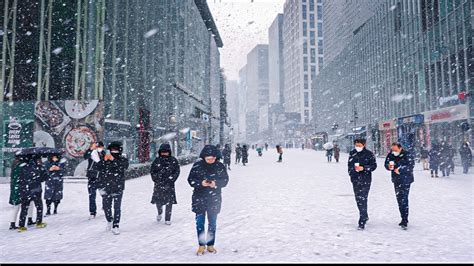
top-left (392, 151), bottom-right (400, 156)
top-left (355, 147), bottom-right (363, 152)
top-left (97, 148), bottom-right (104, 152)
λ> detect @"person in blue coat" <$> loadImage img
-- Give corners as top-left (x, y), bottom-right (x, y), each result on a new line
top-left (17, 155), bottom-right (49, 231)
top-left (429, 143), bottom-right (440, 178)
top-left (384, 142), bottom-right (415, 230)
top-left (347, 139), bottom-right (377, 230)
top-left (188, 145), bottom-right (229, 256)
top-left (44, 154), bottom-right (66, 215)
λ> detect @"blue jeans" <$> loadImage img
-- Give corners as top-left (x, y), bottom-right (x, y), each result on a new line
top-left (88, 182), bottom-right (98, 215)
top-left (195, 211), bottom-right (218, 246)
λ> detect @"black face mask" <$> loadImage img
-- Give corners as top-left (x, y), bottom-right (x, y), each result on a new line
top-left (111, 152), bottom-right (121, 159)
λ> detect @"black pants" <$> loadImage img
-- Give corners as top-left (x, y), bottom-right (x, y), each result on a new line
top-left (157, 203), bottom-right (173, 221)
top-left (46, 200), bottom-right (60, 211)
top-left (19, 197), bottom-right (43, 227)
top-left (352, 181), bottom-right (371, 220)
top-left (394, 183), bottom-right (411, 221)
top-left (102, 192), bottom-right (123, 228)
top-left (236, 156), bottom-right (241, 164)
top-left (88, 181), bottom-right (99, 215)
top-left (278, 154), bottom-right (282, 162)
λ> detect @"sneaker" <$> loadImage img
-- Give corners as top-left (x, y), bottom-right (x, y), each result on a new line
top-left (17, 227), bottom-right (27, 233)
top-left (112, 227), bottom-right (120, 235)
top-left (36, 222), bottom-right (47, 229)
top-left (9, 222), bottom-right (18, 230)
top-left (196, 246), bottom-right (206, 256)
top-left (106, 222), bottom-right (113, 231)
top-left (165, 221), bottom-right (171, 226)
top-left (207, 246), bottom-right (217, 254)
top-left (399, 220), bottom-right (408, 230)
top-left (156, 214), bottom-right (162, 222)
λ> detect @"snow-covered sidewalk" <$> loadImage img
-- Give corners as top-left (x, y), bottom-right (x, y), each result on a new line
top-left (0, 149), bottom-right (472, 263)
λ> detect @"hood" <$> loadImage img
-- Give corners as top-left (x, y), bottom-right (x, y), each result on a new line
top-left (108, 141), bottom-right (123, 153)
top-left (158, 143), bottom-right (172, 157)
top-left (200, 145), bottom-right (220, 160)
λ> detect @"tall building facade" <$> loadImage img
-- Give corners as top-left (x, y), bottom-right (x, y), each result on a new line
top-left (238, 65), bottom-right (248, 143)
top-left (314, 0), bottom-right (473, 155)
top-left (269, 13), bottom-right (285, 106)
top-left (323, 0), bottom-right (384, 66)
top-left (225, 80), bottom-right (239, 144)
top-left (283, 0), bottom-right (324, 124)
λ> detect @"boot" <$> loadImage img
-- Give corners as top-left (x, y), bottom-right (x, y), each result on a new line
top-left (112, 226), bottom-right (120, 235)
top-left (196, 246), bottom-right (206, 256)
top-left (9, 222), bottom-right (18, 230)
top-left (27, 217), bottom-right (36, 226)
top-left (17, 227), bottom-right (27, 233)
top-left (46, 207), bottom-right (51, 216)
top-left (53, 209), bottom-right (58, 215)
top-left (36, 222), bottom-right (47, 229)
top-left (207, 246), bottom-right (217, 254)
top-left (399, 219), bottom-right (408, 230)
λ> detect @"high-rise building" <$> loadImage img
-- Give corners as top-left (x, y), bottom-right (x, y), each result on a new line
top-left (283, 0), bottom-right (324, 124)
top-left (323, 0), bottom-right (384, 66)
top-left (268, 13), bottom-right (285, 106)
top-left (238, 65), bottom-right (248, 142)
top-left (225, 80), bottom-right (239, 144)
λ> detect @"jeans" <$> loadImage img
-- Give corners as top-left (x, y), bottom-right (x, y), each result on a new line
top-left (102, 192), bottom-right (123, 228)
top-left (352, 181), bottom-right (371, 220)
top-left (327, 155), bottom-right (332, 162)
top-left (88, 182), bottom-right (99, 215)
top-left (394, 183), bottom-right (411, 221)
top-left (195, 211), bottom-right (218, 246)
top-left (157, 203), bottom-right (173, 221)
top-left (441, 165), bottom-right (450, 176)
top-left (19, 197), bottom-right (43, 227)
top-left (462, 162), bottom-right (470, 174)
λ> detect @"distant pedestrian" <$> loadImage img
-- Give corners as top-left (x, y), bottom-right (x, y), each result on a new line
top-left (256, 146), bottom-right (263, 157)
top-left (440, 142), bottom-right (453, 177)
top-left (235, 144), bottom-right (242, 164)
top-left (348, 139), bottom-right (377, 230)
top-left (8, 155), bottom-right (27, 230)
top-left (276, 145), bottom-right (283, 162)
top-left (384, 143), bottom-right (415, 230)
top-left (188, 145), bottom-right (229, 256)
top-left (420, 146), bottom-right (429, 170)
top-left (98, 142), bottom-right (129, 235)
top-left (265, 143), bottom-right (268, 151)
top-left (302, 143), bottom-right (305, 150)
top-left (44, 154), bottom-right (66, 216)
top-left (150, 143), bottom-right (180, 225)
top-left (84, 141), bottom-right (106, 219)
top-left (242, 145), bottom-right (249, 166)
top-left (429, 143), bottom-right (440, 178)
top-left (222, 144), bottom-right (232, 170)
top-left (215, 144), bottom-right (223, 162)
top-left (326, 148), bottom-right (334, 162)
top-left (334, 144), bottom-right (341, 163)
top-left (459, 142), bottom-right (472, 174)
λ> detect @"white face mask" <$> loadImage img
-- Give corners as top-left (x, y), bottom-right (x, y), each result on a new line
top-left (97, 148), bottom-right (104, 152)
top-left (392, 151), bottom-right (400, 156)
top-left (355, 147), bottom-right (363, 152)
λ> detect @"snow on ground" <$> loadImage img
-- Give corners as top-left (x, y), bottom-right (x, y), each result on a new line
top-left (0, 149), bottom-right (472, 262)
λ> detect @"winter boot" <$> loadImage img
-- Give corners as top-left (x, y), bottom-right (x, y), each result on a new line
top-left (165, 221), bottom-right (171, 226)
top-left (36, 222), bottom-right (47, 229)
top-left (398, 220), bottom-right (408, 230)
top-left (9, 222), bottom-right (18, 230)
top-left (431, 173), bottom-right (434, 178)
top-left (27, 217), bottom-right (36, 226)
top-left (112, 226), bottom-right (120, 235)
top-left (46, 208), bottom-right (51, 216)
top-left (53, 209), bottom-right (58, 215)
top-left (207, 246), bottom-right (217, 254)
top-left (196, 246), bottom-right (206, 256)
top-left (17, 227), bottom-right (27, 233)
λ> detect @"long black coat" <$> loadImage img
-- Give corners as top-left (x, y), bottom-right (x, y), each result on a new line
top-left (83, 149), bottom-right (105, 183)
top-left (222, 147), bottom-right (231, 165)
top-left (347, 148), bottom-right (377, 183)
top-left (97, 156), bottom-right (129, 195)
top-left (460, 145), bottom-right (472, 166)
top-left (150, 155), bottom-right (180, 205)
top-left (429, 146), bottom-right (440, 170)
top-left (235, 146), bottom-right (242, 158)
top-left (439, 144), bottom-right (454, 168)
top-left (384, 149), bottom-right (415, 184)
top-left (44, 160), bottom-right (66, 201)
top-left (18, 159), bottom-right (49, 201)
top-left (241, 146), bottom-right (249, 164)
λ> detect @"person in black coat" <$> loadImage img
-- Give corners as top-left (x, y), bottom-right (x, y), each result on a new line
top-left (17, 155), bottom-right (49, 231)
top-left (83, 141), bottom-right (105, 218)
top-left (419, 146), bottom-right (429, 170)
top-left (241, 145), bottom-right (249, 166)
top-left (235, 144), bottom-right (242, 164)
top-left (222, 144), bottom-right (232, 170)
top-left (187, 145), bottom-right (229, 255)
top-left (97, 142), bottom-right (129, 235)
top-left (347, 139), bottom-right (377, 230)
top-left (384, 142), bottom-right (415, 229)
top-left (439, 142), bottom-right (453, 177)
top-left (429, 143), bottom-right (441, 178)
top-left (44, 154), bottom-right (66, 216)
top-left (150, 143), bottom-right (180, 224)
top-left (459, 142), bottom-right (472, 174)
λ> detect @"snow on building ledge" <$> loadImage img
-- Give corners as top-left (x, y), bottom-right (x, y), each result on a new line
top-left (194, 0), bottom-right (224, 48)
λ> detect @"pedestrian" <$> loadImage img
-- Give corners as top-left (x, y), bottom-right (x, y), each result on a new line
top-left (215, 144), bottom-right (223, 162)
top-left (150, 143), bottom-right (180, 225)
top-left (242, 145), bottom-right (249, 166)
top-left (334, 144), bottom-right (341, 163)
top-left (222, 144), bottom-right (232, 170)
top-left (256, 146), bottom-right (263, 157)
top-left (276, 145), bottom-right (283, 162)
top-left (347, 139), bottom-right (377, 230)
top-left (98, 142), bottom-right (129, 235)
top-left (384, 142), bottom-right (415, 230)
top-left (44, 154), bottom-right (66, 216)
top-left (265, 143), bottom-right (268, 151)
top-left (448, 143), bottom-right (456, 174)
top-left (83, 141), bottom-right (106, 219)
top-left (459, 142), bottom-right (472, 174)
top-left (8, 155), bottom-right (27, 230)
top-left (439, 142), bottom-right (452, 177)
top-left (187, 145), bottom-right (229, 256)
top-left (235, 144), bottom-right (242, 164)
top-left (17, 155), bottom-right (49, 232)
top-left (302, 143), bottom-right (305, 150)
top-left (420, 146), bottom-right (429, 170)
top-left (326, 147), bottom-right (334, 163)
top-left (429, 143), bottom-right (440, 178)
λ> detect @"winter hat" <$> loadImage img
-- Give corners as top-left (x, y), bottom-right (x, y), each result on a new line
top-left (158, 143), bottom-right (172, 156)
top-left (108, 141), bottom-right (123, 153)
top-left (97, 141), bottom-right (105, 148)
top-left (200, 145), bottom-right (220, 159)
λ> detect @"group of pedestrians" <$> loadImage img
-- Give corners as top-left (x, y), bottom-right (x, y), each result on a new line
top-left (420, 141), bottom-right (472, 177)
top-left (9, 152), bottom-right (66, 231)
top-left (325, 144), bottom-right (341, 163)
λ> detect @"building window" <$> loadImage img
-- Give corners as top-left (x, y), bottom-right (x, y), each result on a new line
top-left (304, 92), bottom-right (309, 107)
top-left (310, 14), bottom-right (315, 28)
top-left (311, 48), bottom-right (316, 63)
top-left (303, 22), bottom-right (307, 36)
top-left (317, 5), bottom-right (323, 20)
top-left (309, 0), bottom-right (314, 11)
top-left (311, 65), bottom-right (316, 79)
top-left (394, 2), bottom-right (401, 32)
top-left (302, 5), bottom-right (307, 20)
top-left (304, 57), bottom-right (308, 71)
top-left (310, 31), bottom-right (316, 45)
top-left (318, 39), bottom-right (323, 54)
top-left (318, 56), bottom-right (324, 69)
top-left (303, 42), bottom-right (308, 54)
top-left (317, 23), bottom-right (323, 37)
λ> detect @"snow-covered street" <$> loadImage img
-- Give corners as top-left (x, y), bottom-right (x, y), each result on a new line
top-left (1, 149), bottom-right (472, 263)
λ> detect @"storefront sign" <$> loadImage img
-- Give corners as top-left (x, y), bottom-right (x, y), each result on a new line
top-left (379, 119), bottom-right (396, 130)
top-left (398, 114), bottom-right (424, 125)
top-left (439, 94), bottom-right (460, 106)
top-left (424, 104), bottom-right (469, 124)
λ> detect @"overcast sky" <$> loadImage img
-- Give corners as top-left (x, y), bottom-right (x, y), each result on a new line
top-left (208, 0), bottom-right (286, 81)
